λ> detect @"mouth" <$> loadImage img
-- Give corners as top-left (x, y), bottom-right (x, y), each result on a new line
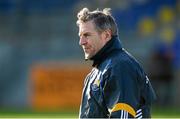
top-left (84, 49), bottom-right (89, 53)
top-left (83, 47), bottom-right (89, 52)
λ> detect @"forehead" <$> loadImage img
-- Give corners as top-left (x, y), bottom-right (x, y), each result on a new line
top-left (79, 21), bottom-right (96, 33)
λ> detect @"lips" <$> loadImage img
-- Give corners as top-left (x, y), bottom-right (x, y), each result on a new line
top-left (83, 46), bottom-right (89, 52)
top-left (84, 48), bottom-right (89, 52)
top-left (82, 44), bottom-right (91, 53)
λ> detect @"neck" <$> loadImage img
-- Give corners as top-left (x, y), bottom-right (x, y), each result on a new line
top-left (89, 35), bottom-right (122, 67)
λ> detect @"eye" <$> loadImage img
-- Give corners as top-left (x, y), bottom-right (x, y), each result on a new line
top-left (84, 33), bottom-right (90, 38)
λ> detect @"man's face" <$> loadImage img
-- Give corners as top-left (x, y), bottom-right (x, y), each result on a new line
top-left (78, 21), bottom-right (107, 59)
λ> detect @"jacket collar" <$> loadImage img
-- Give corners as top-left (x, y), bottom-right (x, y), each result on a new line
top-left (90, 35), bottom-right (122, 67)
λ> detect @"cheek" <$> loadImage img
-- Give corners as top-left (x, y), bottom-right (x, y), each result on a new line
top-left (91, 40), bottom-right (98, 50)
top-left (94, 39), bottom-right (103, 49)
top-left (87, 37), bottom-right (102, 52)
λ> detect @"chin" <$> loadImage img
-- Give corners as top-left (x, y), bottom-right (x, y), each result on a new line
top-left (85, 55), bottom-right (90, 60)
top-left (85, 54), bottom-right (91, 60)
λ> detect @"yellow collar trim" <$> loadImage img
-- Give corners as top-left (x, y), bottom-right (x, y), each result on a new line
top-left (110, 103), bottom-right (136, 117)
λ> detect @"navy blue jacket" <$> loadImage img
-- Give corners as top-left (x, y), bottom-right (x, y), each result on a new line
top-left (79, 36), bottom-right (156, 118)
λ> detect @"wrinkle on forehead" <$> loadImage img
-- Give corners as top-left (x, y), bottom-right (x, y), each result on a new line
top-left (78, 21), bottom-right (97, 37)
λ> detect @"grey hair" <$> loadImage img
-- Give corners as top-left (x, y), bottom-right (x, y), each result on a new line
top-left (76, 8), bottom-right (118, 36)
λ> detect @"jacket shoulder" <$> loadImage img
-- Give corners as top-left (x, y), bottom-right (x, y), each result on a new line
top-left (111, 49), bottom-right (141, 69)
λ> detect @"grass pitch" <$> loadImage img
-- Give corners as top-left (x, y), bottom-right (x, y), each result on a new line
top-left (0, 106), bottom-right (180, 118)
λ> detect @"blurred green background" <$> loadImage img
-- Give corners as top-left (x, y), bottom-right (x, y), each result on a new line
top-left (0, 106), bottom-right (180, 118)
top-left (0, 0), bottom-right (180, 118)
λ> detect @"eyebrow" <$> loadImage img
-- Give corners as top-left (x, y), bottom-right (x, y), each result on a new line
top-left (79, 31), bottom-right (91, 37)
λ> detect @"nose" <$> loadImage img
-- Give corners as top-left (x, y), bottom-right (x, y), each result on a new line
top-left (79, 36), bottom-right (87, 46)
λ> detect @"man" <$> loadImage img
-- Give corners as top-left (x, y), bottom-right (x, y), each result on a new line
top-left (77, 8), bottom-right (156, 118)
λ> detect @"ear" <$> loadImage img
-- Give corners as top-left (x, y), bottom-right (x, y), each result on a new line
top-left (102, 29), bottom-right (112, 42)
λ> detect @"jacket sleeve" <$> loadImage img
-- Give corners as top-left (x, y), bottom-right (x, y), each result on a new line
top-left (102, 61), bottom-right (141, 118)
